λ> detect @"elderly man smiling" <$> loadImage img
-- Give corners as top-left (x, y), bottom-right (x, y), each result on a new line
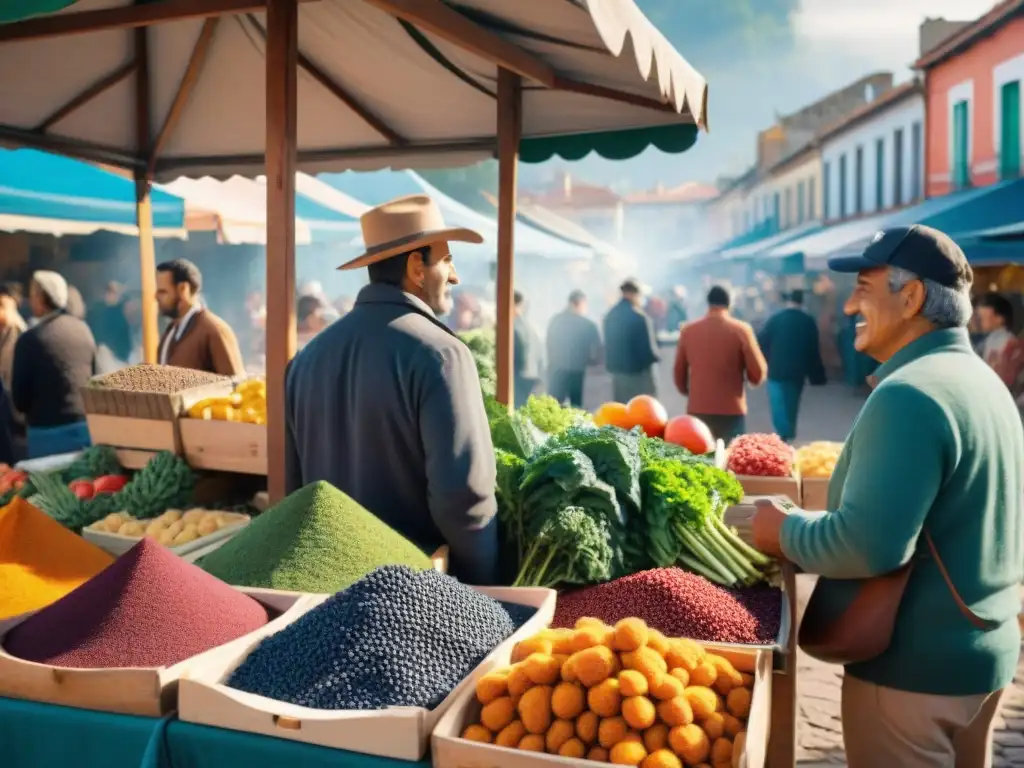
top-left (752, 225), bottom-right (1023, 768)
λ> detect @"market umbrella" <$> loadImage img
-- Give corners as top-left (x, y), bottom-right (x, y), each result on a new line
top-left (0, 0), bottom-right (709, 503)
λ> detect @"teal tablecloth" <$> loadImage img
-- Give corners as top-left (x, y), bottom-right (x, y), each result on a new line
top-left (0, 697), bottom-right (431, 768)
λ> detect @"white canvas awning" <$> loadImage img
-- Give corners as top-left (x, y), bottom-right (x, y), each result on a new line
top-left (159, 175), bottom-right (314, 245)
top-left (0, 0), bottom-right (707, 180)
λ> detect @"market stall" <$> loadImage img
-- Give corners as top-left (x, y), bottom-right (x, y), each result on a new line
top-left (0, 370), bottom-right (799, 768)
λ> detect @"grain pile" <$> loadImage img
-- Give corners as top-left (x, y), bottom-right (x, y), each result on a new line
top-left (89, 364), bottom-right (228, 392)
top-left (3, 538), bottom-right (270, 668)
top-left (0, 498), bottom-right (113, 620)
top-left (197, 481), bottom-right (433, 592)
top-left (553, 569), bottom-right (781, 646)
top-left (227, 565), bottom-right (531, 710)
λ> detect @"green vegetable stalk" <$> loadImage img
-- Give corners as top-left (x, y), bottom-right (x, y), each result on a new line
top-left (512, 506), bottom-right (613, 588)
top-left (641, 458), bottom-right (769, 587)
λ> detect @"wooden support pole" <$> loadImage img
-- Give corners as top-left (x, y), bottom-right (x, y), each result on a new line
top-left (264, 0), bottom-right (298, 502)
top-left (135, 25), bottom-right (159, 365)
top-left (494, 68), bottom-right (521, 408)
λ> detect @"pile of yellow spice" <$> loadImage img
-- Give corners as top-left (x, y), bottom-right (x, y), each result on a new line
top-left (459, 617), bottom-right (754, 767)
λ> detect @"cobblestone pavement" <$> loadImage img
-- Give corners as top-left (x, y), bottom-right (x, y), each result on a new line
top-left (576, 367), bottom-right (1024, 766)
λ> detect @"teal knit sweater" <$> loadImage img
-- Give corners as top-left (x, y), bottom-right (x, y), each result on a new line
top-left (781, 328), bottom-right (1023, 695)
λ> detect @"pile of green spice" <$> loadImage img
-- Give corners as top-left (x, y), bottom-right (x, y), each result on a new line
top-left (197, 481), bottom-right (433, 592)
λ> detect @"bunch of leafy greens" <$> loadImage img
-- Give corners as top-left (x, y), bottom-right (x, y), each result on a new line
top-left (512, 506), bottom-right (614, 588)
top-left (484, 394), bottom-right (548, 459)
top-left (640, 458), bottom-right (766, 586)
top-left (539, 425), bottom-right (643, 517)
top-left (518, 395), bottom-right (589, 436)
top-left (458, 328), bottom-right (496, 397)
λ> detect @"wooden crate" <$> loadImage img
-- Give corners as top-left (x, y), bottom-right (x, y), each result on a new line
top-left (735, 474), bottom-right (801, 505)
top-left (0, 588), bottom-right (317, 717)
top-left (86, 414), bottom-right (180, 454)
top-left (179, 419), bottom-right (267, 475)
top-left (432, 642), bottom-right (773, 768)
top-left (801, 477), bottom-right (830, 511)
top-left (82, 378), bottom-right (232, 420)
top-left (177, 586), bottom-right (558, 761)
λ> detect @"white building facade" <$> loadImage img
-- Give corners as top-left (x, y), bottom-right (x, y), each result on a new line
top-left (820, 83), bottom-right (926, 223)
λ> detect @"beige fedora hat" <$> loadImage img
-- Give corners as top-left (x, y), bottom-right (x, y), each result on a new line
top-left (338, 193), bottom-right (483, 271)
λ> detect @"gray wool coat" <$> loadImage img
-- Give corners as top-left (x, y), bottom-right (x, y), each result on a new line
top-left (284, 283), bottom-right (499, 585)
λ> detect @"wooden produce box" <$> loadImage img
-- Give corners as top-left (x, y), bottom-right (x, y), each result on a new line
top-left (86, 414), bottom-right (180, 456)
top-left (723, 499), bottom-right (797, 671)
top-left (179, 419), bottom-right (267, 475)
top-left (432, 642), bottom-right (773, 768)
top-left (734, 474), bottom-right (800, 505)
top-left (177, 586), bottom-right (558, 761)
top-left (82, 513), bottom-right (250, 558)
top-left (800, 477), bottom-right (831, 511)
top-left (82, 376), bottom-right (232, 421)
top-left (0, 588), bottom-right (317, 717)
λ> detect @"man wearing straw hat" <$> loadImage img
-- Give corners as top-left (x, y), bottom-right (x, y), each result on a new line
top-left (285, 194), bottom-right (499, 585)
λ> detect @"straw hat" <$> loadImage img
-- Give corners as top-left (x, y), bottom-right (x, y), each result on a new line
top-left (338, 194), bottom-right (483, 271)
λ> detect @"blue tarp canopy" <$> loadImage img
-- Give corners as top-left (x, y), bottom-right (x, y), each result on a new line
top-left (771, 179), bottom-right (1024, 268)
top-left (721, 221), bottom-right (825, 260)
top-left (318, 170), bottom-right (592, 261)
top-left (0, 148), bottom-right (185, 236)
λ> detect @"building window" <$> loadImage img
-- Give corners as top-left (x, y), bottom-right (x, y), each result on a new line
top-left (911, 121), bottom-right (923, 200)
top-left (839, 155), bottom-right (848, 218)
top-left (797, 181), bottom-right (806, 224)
top-left (1000, 80), bottom-right (1021, 180)
top-left (875, 138), bottom-right (885, 210)
top-left (772, 191), bottom-right (781, 231)
top-left (808, 176), bottom-right (816, 219)
top-left (952, 99), bottom-right (970, 189)
top-left (784, 188), bottom-right (792, 228)
top-left (822, 162), bottom-right (830, 219)
top-left (855, 146), bottom-right (864, 215)
top-left (893, 128), bottom-right (904, 206)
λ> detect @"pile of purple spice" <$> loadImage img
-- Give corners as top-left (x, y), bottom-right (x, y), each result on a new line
top-left (3, 538), bottom-right (271, 668)
top-left (553, 567), bottom-right (781, 645)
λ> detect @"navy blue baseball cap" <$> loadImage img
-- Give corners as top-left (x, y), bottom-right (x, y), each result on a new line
top-left (827, 224), bottom-right (972, 290)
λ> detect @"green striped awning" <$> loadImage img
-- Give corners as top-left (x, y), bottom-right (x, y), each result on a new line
top-left (0, 1), bottom-right (78, 24)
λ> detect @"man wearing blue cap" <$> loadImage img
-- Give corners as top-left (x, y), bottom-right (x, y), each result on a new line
top-left (751, 225), bottom-right (1023, 767)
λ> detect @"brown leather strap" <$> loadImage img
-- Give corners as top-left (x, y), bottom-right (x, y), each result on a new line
top-left (924, 531), bottom-right (1000, 631)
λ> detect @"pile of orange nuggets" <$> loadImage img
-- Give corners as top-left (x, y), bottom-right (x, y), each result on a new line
top-left (459, 617), bottom-right (755, 767)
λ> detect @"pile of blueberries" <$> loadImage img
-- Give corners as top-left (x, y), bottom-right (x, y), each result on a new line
top-left (227, 565), bottom-right (535, 710)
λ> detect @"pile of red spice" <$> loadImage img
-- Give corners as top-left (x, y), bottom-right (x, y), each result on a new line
top-left (3, 538), bottom-right (271, 668)
top-left (553, 568), bottom-right (781, 645)
top-left (726, 433), bottom-right (795, 477)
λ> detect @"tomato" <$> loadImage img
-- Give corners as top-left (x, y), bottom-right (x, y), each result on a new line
top-left (663, 415), bottom-right (716, 455)
top-left (68, 479), bottom-right (95, 500)
top-left (593, 402), bottom-right (632, 429)
top-left (0, 469), bottom-right (28, 494)
top-left (625, 395), bottom-right (669, 438)
top-left (93, 474), bottom-right (129, 495)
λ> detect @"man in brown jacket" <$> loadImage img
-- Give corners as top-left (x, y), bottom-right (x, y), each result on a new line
top-left (673, 285), bottom-right (767, 441)
top-left (155, 259), bottom-right (245, 376)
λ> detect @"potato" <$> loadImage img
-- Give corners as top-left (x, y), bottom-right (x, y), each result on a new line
top-left (522, 653), bottom-right (560, 685)
top-left (588, 678), bottom-right (622, 718)
top-left (461, 724), bottom-right (492, 743)
top-left (182, 508), bottom-right (207, 524)
top-left (171, 524), bottom-right (200, 546)
top-left (558, 737), bottom-right (587, 758)
top-left (163, 520), bottom-right (184, 540)
top-left (546, 719), bottom-right (576, 753)
top-left (517, 685), bottom-right (553, 734)
top-left (551, 682), bottom-right (586, 720)
top-left (481, 696), bottom-right (515, 732)
top-left (160, 509), bottom-right (183, 524)
top-left (495, 720), bottom-right (526, 748)
top-left (476, 671), bottom-right (509, 705)
top-left (197, 514), bottom-right (220, 537)
top-left (144, 519), bottom-right (168, 538)
top-left (622, 696), bottom-right (657, 730)
top-left (102, 512), bottom-right (128, 533)
top-left (117, 521), bottom-right (145, 537)
top-left (668, 724), bottom-right (709, 765)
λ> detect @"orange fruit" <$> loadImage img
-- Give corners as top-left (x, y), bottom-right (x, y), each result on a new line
top-left (626, 396), bottom-right (668, 438)
top-left (594, 402), bottom-right (631, 429)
